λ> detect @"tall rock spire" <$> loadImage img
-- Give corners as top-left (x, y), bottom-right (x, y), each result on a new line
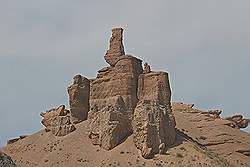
top-left (104, 27), bottom-right (125, 66)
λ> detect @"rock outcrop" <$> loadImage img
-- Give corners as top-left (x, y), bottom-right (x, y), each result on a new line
top-left (225, 115), bottom-right (249, 129)
top-left (143, 63), bottom-right (151, 74)
top-left (68, 75), bottom-right (90, 123)
top-left (0, 151), bottom-right (17, 167)
top-left (88, 96), bottom-right (131, 150)
top-left (40, 105), bottom-right (76, 136)
top-left (104, 28), bottom-right (125, 66)
top-left (133, 71), bottom-right (176, 158)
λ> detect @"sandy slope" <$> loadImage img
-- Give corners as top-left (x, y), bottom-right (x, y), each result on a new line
top-left (3, 119), bottom-right (228, 167)
top-left (172, 102), bottom-right (250, 167)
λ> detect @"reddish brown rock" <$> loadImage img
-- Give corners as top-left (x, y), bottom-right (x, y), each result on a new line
top-left (172, 102), bottom-right (250, 167)
top-left (51, 115), bottom-right (76, 136)
top-left (88, 96), bottom-right (131, 150)
top-left (68, 75), bottom-right (90, 123)
top-left (225, 115), bottom-right (249, 129)
top-left (133, 101), bottom-right (176, 159)
top-left (137, 72), bottom-right (172, 105)
top-left (90, 55), bottom-right (143, 112)
top-left (132, 71), bottom-right (176, 158)
top-left (40, 105), bottom-right (75, 136)
top-left (104, 27), bottom-right (125, 66)
top-left (40, 105), bottom-right (69, 131)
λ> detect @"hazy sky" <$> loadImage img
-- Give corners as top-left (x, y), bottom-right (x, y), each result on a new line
top-left (1, 0), bottom-right (250, 146)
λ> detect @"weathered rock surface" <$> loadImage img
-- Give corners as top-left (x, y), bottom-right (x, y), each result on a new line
top-left (40, 105), bottom-right (75, 136)
top-left (104, 28), bottom-right (125, 66)
top-left (137, 72), bottom-right (172, 105)
top-left (40, 105), bottom-right (69, 131)
top-left (133, 71), bottom-right (176, 158)
top-left (173, 102), bottom-right (250, 167)
top-left (88, 96), bottom-right (131, 150)
top-left (68, 75), bottom-right (90, 123)
top-left (51, 115), bottom-right (76, 136)
top-left (90, 55), bottom-right (143, 112)
top-left (225, 115), bottom-right (249, 129)
top-left (0, 151), bottom-right (16, 167)
top-left (133, 101), bottom-right (176, 158)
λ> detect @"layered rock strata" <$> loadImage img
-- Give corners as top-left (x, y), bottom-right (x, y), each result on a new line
top-left (88, 28), bottom-right (146, 150)
top-left (68, 75), bottom-right (90, 123)
top-left (132, 71), bottom-right (176, 158)
top-left (90, 55), bottom-right (143, 112)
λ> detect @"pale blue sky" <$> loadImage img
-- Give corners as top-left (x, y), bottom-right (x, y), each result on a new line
top-left (1, 0), bottom-right (250, 146)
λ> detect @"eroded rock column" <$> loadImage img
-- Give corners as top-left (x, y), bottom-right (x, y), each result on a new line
top-left (68, 75), bottom-right (90, 123)
top-left (88, 28), bottom-right (143, 150)
top-left (132, 71), bottom-right (176, 158)
top-left (104, 27), bottom-right (125, 66)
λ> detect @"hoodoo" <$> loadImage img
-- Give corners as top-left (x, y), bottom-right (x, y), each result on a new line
top-left (3, 28), bottom-right (250, 167)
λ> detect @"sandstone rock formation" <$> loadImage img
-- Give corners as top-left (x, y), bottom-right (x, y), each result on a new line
top-left (133, 71), bottom-right (176, 158)
top-left (143, 63), bottom-right (151, 74)
top-left (172, 102), bottom-right (250, 167)
top-left (137, 72), bottom-right (172, 105)
top-left (40, 105), bottom-right (75, 136)
top-left (104, 28), bottom-right (125, 66)
top-left (88, 96), bottom-right (131, 150)
top-left (90, 55), bottom-right (143, 112)
top-left (225, 114), bottom-right (249, 129)
top-left (39, 28), bottom-right (176, 157)
top-left (68, 75), bottom-right (90, 123)
top-left (0, 151), bottom-right (17, 167)
top-left (4, 28), bottom-right (250, 167)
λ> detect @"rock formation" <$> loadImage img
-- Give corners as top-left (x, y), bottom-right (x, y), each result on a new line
top-left (68, 75), bottom-right (90, 123)
top-left (39, 28), bottom-right (176, 158)
top-left (40, 105), bottom-right (76, 136)
top-left (88, 28), bottom-right (144, 150)
top-left (133, 71), bottom-right (176, 158)
top-left (143, 63), bottom-right (151, 74)
top-left (225, 114), bottom-right (249, 129)
top-left (88, 96), bottom-right (131, 150)
top-left (104, 28), bottom-right (125, 66)
top-left (0, 151), bottom-right (17, 167)
top-left (4, 28), bottom-right (250, 167)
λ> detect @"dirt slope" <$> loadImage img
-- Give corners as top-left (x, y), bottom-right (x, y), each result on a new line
top-left (172, 102), bottom-right (250, 167)
top-left (3, 117), bottom-right (228, 167)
